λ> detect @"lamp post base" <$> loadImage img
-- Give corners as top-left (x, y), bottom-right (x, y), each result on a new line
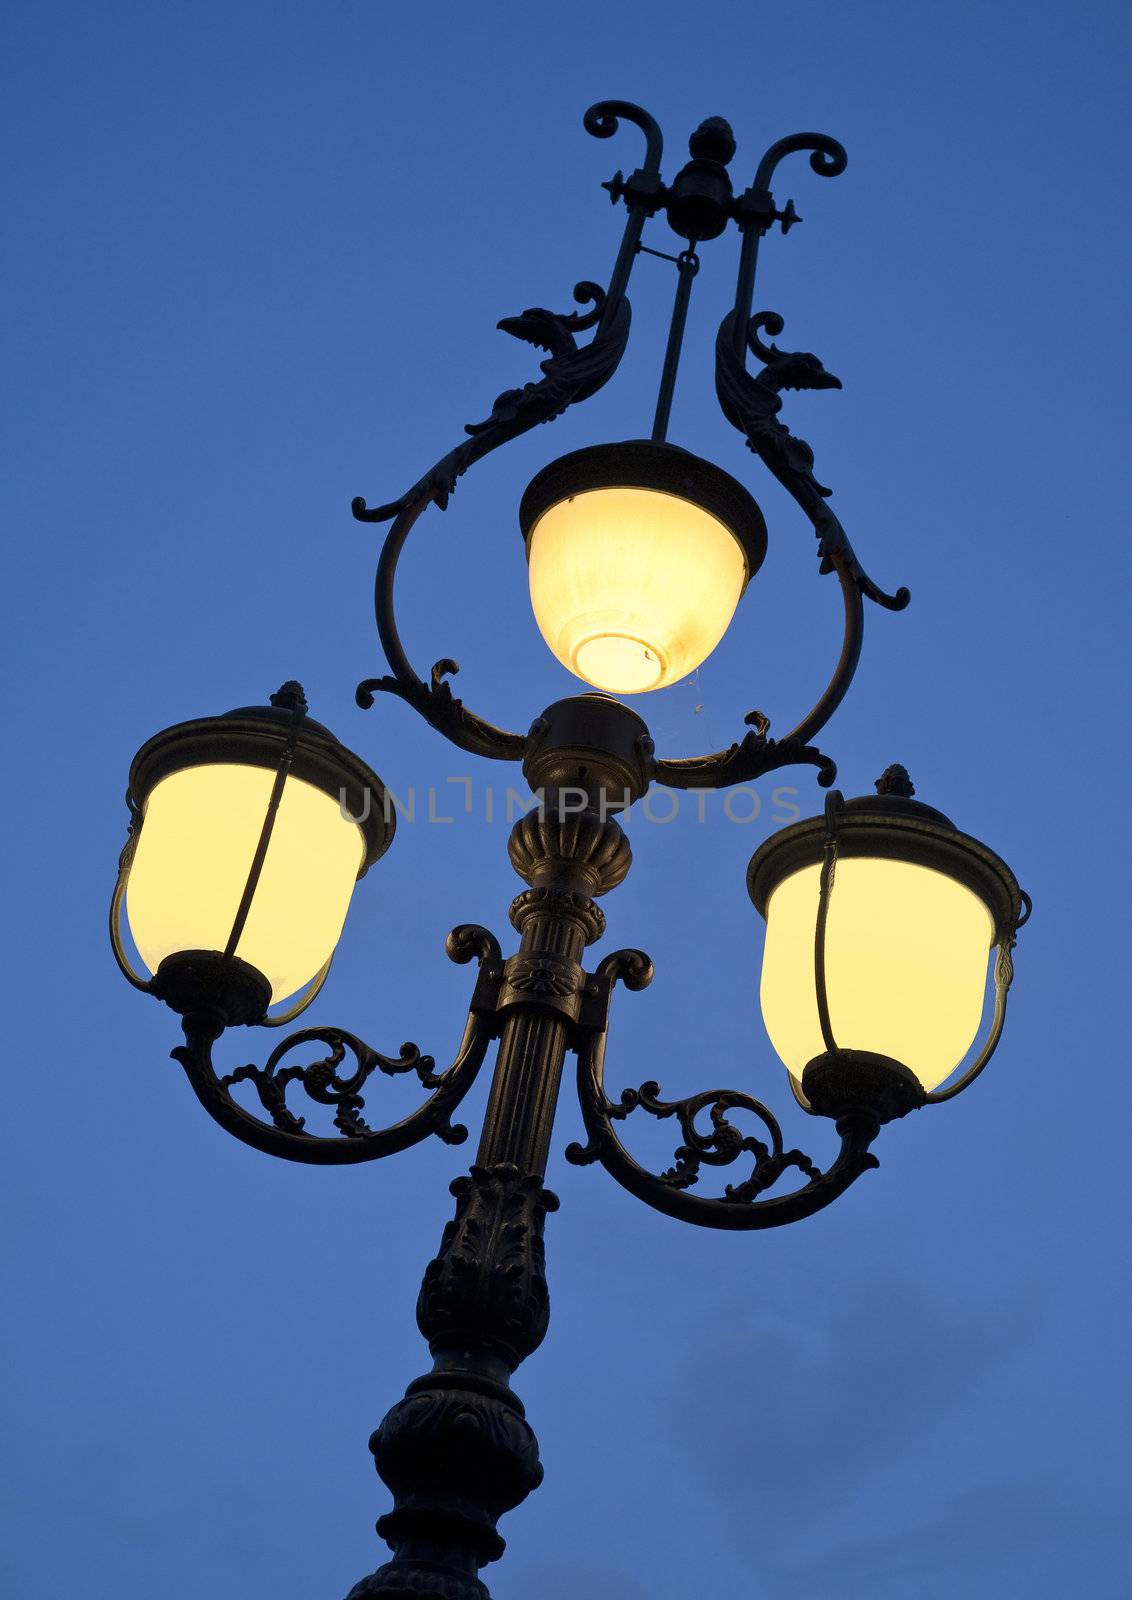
top-left (344, 1166), bottom-right (557, 1600)
top-left (349, 1559), bottom-right (489, 1600)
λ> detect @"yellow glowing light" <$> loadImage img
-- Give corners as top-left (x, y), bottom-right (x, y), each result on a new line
top-left (759, 857), bottom-right (994, 1092)
top-left (126, 764), bottom-right (365, 1002)
top-left (526, 486), bottom-right (748, 694)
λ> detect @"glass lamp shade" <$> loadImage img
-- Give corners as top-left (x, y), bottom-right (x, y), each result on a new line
top-left (520, 441), bottom-right (767, 695)
top-left (747, 787), bottom-right (1023, 1097)
top-left (116, 687), bottom-right (393, 1017)
top-left (127, 764), bottom-right (365, 1004)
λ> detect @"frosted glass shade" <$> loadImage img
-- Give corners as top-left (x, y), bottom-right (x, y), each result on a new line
top-left (127, 764), bottom-right (365, 1003)
top-left (520, 442), bottom-right (766, 695)
top-left (527, 487), bottom-right (747, 692)
top-left (114, 685), bottom-right (395, 1021)
top-left (759, 858), bottom-right (994, 1093)
top-left (747, 784), bottom-right (1023, 1104)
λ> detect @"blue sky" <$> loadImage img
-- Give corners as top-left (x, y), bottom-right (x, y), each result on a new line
top-left (4, 2), bottom-right (1131, 1596)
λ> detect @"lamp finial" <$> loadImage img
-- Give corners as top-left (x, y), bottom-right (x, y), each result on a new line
top-left (270, 681), bottom-right (308, 715)
top-left (875, 763), bottom-right (915, 799)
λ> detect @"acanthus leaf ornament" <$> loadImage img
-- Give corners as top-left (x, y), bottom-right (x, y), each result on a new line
top-left (222, 1030), bottom-right (439, 1140)
top-left (416, 1162), bottom-right (560, 1368)
top-left (625, 1080), bottom-right (822, 1195)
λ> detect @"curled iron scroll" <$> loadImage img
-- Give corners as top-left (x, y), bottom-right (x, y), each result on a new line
top-left (583, 100), bottom-right (664, 176)
top-left (169, 926), bottom-right (503, 1165)
top-left (352, 280), bottom-right (632, 761)
top-left (661, 304), bottom-right (912, 792)
top-left (566, 950), bottom-right (879, 1229)
top-left (751, 132), bottom-right (848, 198)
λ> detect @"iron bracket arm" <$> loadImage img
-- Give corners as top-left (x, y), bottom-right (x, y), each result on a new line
top-left (168, 925), bottom-right (505, 1166)
top-left (564, 950), bottom-right (880, 1229)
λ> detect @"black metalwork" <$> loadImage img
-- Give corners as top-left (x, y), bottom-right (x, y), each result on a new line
top-left (166, 925), bottom-right (503, 1165)
top-left (564, 948), bottom-right (882, 1230)
top-left (350, 100), bottom-right (909, 794)
top-left (221, 683), bottom-right (305, 963)
top-left (926, 891), bottom-right (1031, 1104)
top-left (522, 694), bottom-right (654, 811)
top-left (651, 245), bottom-right (699, 441)
top-left (717, 311), bottom-right (910, 608)
top-left (350, 1162), bottom-right (556, 1600)
top-left (747, 768), bottom-right (1026, 941)
top-left (109, 101), bottom-right (1030, 1600)
top-left (652, 707), bottom-right (840, 791)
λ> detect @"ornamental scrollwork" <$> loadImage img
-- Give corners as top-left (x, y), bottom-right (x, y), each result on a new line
top-left (566, 949), bottom-right (880, 1230)
top-left (749, 131), bottom-right (849, 196)
top-left (348, 100), bottom-right (903, 793)
top-left (605, 1081), bottom-right (822, 1198)
top-left (567, 1076), bottom-right (821, 1203)
top-left (169, 925), bottom-right (503, 1165)
top-left (652, 305), bottom-right (917, 790)
top-left (655, 707), bottom-right (839, 790)
top-left (221, 1028), bottom-right (444, 1140)
top-left (355, 657), bottom-right (527, 764)
top-left (463, 280), bottom-right (611, 435)
top-left (351, 281), bottom-right (629, 524)
top-left (715, 308), bottom-right (910, 612)
top-left (350, 279), bottom-right (631, 762)
top-left (416, 1162), bottom-right (560, 1367)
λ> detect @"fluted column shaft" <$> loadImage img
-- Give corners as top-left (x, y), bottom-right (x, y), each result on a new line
top-left (478, 802), bottom-right (632, 1174)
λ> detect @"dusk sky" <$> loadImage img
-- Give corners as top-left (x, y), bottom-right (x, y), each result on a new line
top-left (4, 3), bottom-right (1130, 1597)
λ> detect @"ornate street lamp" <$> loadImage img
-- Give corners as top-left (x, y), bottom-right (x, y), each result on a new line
top-left (111, 102), bottom-right (1028, 1598)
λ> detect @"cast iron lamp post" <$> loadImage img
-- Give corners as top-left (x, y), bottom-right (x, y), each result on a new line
top-left (110, 102), bottom-right (1029, 1599)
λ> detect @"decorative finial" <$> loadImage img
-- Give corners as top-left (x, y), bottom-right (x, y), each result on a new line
top-left (270, 681), bottom-right (309, 715)
top-left (688, 116), bottom-right (736, 166)
top-left (875, 763), bottom-right (915, 799)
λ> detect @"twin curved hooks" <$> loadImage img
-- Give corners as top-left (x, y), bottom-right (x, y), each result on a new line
top-left (170, 926), bottom-right (502, 1165)
top-left (349, 100), bottom-right (909, 792)
top-left (566, 951), bottom-right (881, 1229)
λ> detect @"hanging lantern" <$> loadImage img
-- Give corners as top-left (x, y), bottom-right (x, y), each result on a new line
top-left (747, 766), bottom-right (1028, 1122)
top-left (520, 440), bottom-right (767, 695)
top-left (110, 682), bottom-right (393, 1027)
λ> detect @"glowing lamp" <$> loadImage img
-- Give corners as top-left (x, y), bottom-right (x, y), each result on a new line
top-left (111, 682), bottom-right (393, 1026)
top-left (520, 440), bottom-right (766, 694)
top-left (747, 768), bottom-right (1027, 1121)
